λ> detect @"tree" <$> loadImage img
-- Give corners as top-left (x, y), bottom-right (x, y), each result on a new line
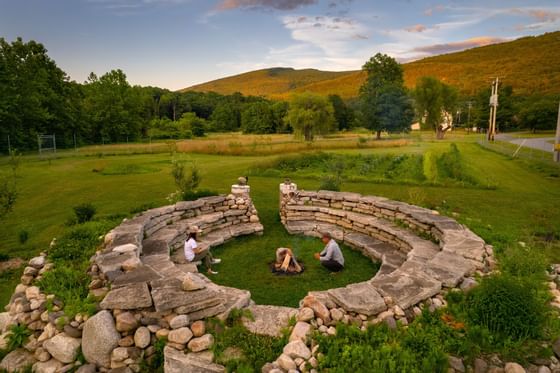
top-left (210, 102), bottom-right (240, 132)
top-left (241, 101), bottom-right (274, 134)
top-left (0, 38), bottom-right (76, 150)
top-left (271, 101), bottom-right (290, 133)
top-left (328, 95), bottom-right (354, 131)
top-left (519, 96), bottom-right (559, 132)
top-left (82, 69), bottom-right (145, 142)
top-left (359, 53), bottom-right (412, 139)
top-left (414, 76), bottom-right (458, 139)
top-left (284, 93), bottom-right (335, 142)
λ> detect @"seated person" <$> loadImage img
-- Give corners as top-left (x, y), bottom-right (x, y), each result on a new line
top-left (184, 226), bottom-right (221, 275)
top-left (314, 232), bottom-right (344, 272)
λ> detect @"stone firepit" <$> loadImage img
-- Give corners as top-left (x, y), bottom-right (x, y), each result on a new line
top-left (271, 247), bottom-right (304, 275)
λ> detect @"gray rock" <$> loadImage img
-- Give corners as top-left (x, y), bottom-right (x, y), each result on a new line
top-left (134, 327), bottom-right (151, 349)
top-left (289, 322), bottom-right (311, 342)
top-left (384, 316), bottom-right (397, 330)
top-left (63, 324), bottom-right (82, 338)
top-left (76, 364), bottom-right (97, 373)
top-left (32, 359), bottom-right (63, 373)
top-left (370, 269), bottom-right (441, 310)
top-left (150, 278), bottom-right (221, 313)
top-left (297, 308), bottom-right (314, 322)
top-left (182, 274), bottom-right (206, 291)
top-left (449, 356), bottom-right (466, 373)
top-left (538, 366), bottom-right (551, 373)
top-left (100, 282), bottom-right (152, 310)
top-left (283, 340), bottom-right (311, 360)
top-left (164, 346), bottom-right (225, 373)
top-left (277, 354), bottom-right (297, 371)
top-left (82, 310), bottom-right (121, 368)
top-left (328, 282), bottom-right (387, 316)
top-left (43, 333), bottom-right (81, 363)
top-left (504, 362), bottom-right (526, 373)
top-left (29, 256), bottom-right (46, 269)
top-left (460, 277), bottom-right (478, 292)
top-left (424, 251), bottom-right (475, 287)
top-left (474, 358), bottom-right (489, 373)
top-left (242, 305), bottom-right (298, 337)
top-left (96, 251), bottom-right (138, 273)
top-left (187, 334), bottom-right (214, 352)
top-left (115, 312), bottom-right (139, 332)
top-left (168, 327), bottom-right (193, 345)
top-left (170, 315), bottom-right (190, 329)
top-left (0, 312), bottom-right (15, 334)
top-left (0, 349), bottom-right (36, 372)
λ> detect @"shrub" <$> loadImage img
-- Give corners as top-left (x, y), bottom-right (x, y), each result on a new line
top-left (18, 230), bottom-right (29, 244)
top-left (6, 324), bottom-right (31, 351)
top-left (500, 246), bottom-right (548, 281)
top-left (49, 221), bottom-right (110, 262)
top-left (182, 189), bottom-right (218, 201)
top-left (319, 176), bottom-right (340, 191)
top-left (466, 274), bottom-right (548, 340)
top-left (37, 266), bottom-right (97, 318)
top-left (73, 203), bottom-right (96, 224)
top-left (0, 253), bottom-right (10, 262)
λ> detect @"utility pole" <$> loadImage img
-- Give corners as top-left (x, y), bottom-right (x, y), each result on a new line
top-left (488, 78), bottom-right (499, 141)
top-left (554, 100), bottom-right (560, 162)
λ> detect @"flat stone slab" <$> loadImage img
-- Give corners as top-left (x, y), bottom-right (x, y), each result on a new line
top-left (442, 228), bottom-right (486, 262)
top-left (142, 238), bottom-right (170, 257)
top-left (164, 346), bottom-right (225, 373)
top-left (328, 282), bottom-right (387, 316)
top-left (96, 251), bottom-right (138, 273)
top-left (100, 282), bottom-right (152, 310)
top-left (423, 251), bottom-right (475, 287)
top-left (150, 278), bottom-right (222, 312)
top-left (242, 305), bottom-right (298, 337)
top-left (112, 265), bottom-right (163, 287)
top-left (370, 269), bottom-right (441, 310)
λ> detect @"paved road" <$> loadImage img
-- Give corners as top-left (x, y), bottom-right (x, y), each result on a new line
top-left (496, 134), bottom-right (556, 153)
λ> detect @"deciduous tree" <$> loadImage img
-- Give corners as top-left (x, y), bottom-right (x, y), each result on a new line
top-left (284, 93), bottom-right (335, 142)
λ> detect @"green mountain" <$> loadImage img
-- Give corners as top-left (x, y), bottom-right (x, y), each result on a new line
top-left (183, 31), bottom-right (560, 99)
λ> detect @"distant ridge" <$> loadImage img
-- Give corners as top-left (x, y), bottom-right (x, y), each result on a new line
top-left (182, 31), bottom-right (560, 99)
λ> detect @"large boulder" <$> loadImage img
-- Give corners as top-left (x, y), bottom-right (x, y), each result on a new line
top-left (241, 305), bottom-right (298, 337)
top-left (43, 333), bottom-right (81, 363)
top-left (0, 349), bottom-right (36, 372)
top-left (82, 310), bottom-right (120, 368)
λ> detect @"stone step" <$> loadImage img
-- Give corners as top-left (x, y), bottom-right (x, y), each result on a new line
top-left (241, 305), bottom-right (298, 337)
top-left (370, 269), bottom-right (441, 310)
top-left (327, 282), bottom-right (387, 316)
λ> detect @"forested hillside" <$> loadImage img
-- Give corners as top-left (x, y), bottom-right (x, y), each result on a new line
top-left (184, 31), bottom-right (560, 99)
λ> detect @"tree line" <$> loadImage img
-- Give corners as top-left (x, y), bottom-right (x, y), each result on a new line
top-left (1, 38), bottom-right (558, 153)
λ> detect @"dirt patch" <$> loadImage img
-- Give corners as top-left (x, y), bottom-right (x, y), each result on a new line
top-left (0, 258), bottom-right (25, 273)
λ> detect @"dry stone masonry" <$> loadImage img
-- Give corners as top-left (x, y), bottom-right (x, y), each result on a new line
top-left (7, 178), bottom-right (553, 372)
top-left (262, 181), bottom-right (498, 373)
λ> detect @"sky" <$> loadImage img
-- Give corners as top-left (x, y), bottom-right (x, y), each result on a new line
top-left (1, 0), bottom-right (559, 90)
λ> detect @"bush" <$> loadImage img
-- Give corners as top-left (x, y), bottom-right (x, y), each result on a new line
top-left (466, 274), bottom-right (548, 340)
top-left (182, 189), bottom-right (218, 201)
top-left (18, 230), bottom-right (29, 244)
top-left (319, 176), bottom-right (341, 191)
top-left (37, 266), bottom-right (97, 318)
top-left (500, 246), bottom-right (548, 281)
top-left (73, 203), bottom-right (96, 224)
top-left (49, 221), bottom-right (111, 262)
top-left (6, 324), bottom-right (31, 351)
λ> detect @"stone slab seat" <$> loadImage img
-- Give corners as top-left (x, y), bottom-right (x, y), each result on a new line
top-left (150, 277), bottom-right (224, 314)
top-left (327, 282), bottom-right (387, 316)
top-left (241, 305), bottom-right (298, 337)
top-left (370, 269), bottom-right (442, 310)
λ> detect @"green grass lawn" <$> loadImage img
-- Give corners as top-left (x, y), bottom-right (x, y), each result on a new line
top-left (1, 133), bottom-right (559, 308)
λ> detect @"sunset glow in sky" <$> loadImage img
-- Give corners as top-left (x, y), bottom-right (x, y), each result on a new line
top-left (1, 0), bottom-right (559, 89)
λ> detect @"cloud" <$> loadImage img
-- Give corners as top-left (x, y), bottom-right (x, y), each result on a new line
top-left (424, 5), bottom-right (445, 16)
top-left (509, 8), bottom-right (560, 30)
top-left (410, 36), bottom-right (509, 56)
top-left (405, 24), bottom-right (427, 33)
top-left (215, 0), bottom-right (317, 11)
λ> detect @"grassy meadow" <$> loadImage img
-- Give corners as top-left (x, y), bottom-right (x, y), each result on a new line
top-left (1, 130), bottom-right (559, 308)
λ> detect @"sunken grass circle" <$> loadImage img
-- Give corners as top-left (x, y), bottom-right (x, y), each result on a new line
top-left (210, 229), bottom-right (379, 307)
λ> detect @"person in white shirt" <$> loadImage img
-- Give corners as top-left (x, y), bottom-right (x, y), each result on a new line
top-left (314, 232), bottom-right (344, 272)
top-left (184, 226), bottom-right (221, 275)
